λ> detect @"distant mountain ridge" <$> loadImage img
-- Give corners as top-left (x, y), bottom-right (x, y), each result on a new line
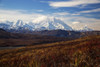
top-left (1, 28), bottom-right (99, 38)
top-left (0, 17), bottom-right (94, 32)
top-left (79, 26), bottom-right (93, 31)
top-left (0, 17), bottom-right (73, 31)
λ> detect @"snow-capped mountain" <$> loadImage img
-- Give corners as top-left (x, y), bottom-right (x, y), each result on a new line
top-left (0, 21), bottom-right (13, 30)
top-left (79, 26), bottom-right (93, 31)
top-left (0, 17), bottom-right (72, 31)
top-left (13, 20), bottom-right (24, 27)
top-left (31, 17), bottom-right (72, 30)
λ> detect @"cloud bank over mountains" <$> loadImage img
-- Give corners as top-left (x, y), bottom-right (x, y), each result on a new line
top-left (0, 9), bottom-right (100, 30)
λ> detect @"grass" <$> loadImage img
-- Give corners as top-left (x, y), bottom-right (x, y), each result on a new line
top-left (0, 35), bottom-right (100, 67)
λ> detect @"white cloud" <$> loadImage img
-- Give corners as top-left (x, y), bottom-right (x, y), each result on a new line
top-left (72, 13), bottom-right (80, 15)
top-left (59, 16), bottom-right (100, 30)
top-left (79, 8), bottom-right (100, 13)
top-left (53, 12), bottom-right (69, 16)
top-left (33, 16), bottom-right (47, 23)
top-left (0, 9), bottom-right (45, 23)
top-left (71, 8), bottom-right (100, 16)
top-left (49, 0), bottom-right (100, 8)
top-left (72, 21), bottom-right (80, 24)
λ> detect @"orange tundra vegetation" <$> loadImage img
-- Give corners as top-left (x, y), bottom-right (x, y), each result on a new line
top-left (0, 35), bottom-right (100, 67)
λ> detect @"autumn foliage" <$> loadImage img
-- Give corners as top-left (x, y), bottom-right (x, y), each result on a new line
top-left (0, 35), bottom-right (100, 67)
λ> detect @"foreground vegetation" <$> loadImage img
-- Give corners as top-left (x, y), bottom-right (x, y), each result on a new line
top-left (0, 35), bottom-right (100, 67)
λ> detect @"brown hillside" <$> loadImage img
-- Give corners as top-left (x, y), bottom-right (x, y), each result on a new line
top-left (0, 35), bottom-right (100, 67)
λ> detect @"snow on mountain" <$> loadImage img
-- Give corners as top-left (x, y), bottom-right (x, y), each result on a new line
top-left (31, 17), bottom-right (72, 30)
top-left (13, 20), bottom-right (24, 27)
top-left (79, 26), bottom-right (93, 31)
top-left (0, 21), bottom-right (13, 29)
top-left (0, 17), bottom-right (73, 31)
top-left (0, 17), bottom-right (93, 32)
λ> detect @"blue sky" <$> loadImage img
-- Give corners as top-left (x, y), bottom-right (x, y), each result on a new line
top-left (0, 0), bottom-right (100, 30)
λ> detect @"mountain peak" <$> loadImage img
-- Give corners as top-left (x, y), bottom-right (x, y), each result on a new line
top-left (32, 17), bottom-right (72, 30)
top-left (13, 20), bottom-right (24, 27)
top-left (80, 25), bottom-right (93, 31)
top-left (0, 17), bottom-right (73, 31)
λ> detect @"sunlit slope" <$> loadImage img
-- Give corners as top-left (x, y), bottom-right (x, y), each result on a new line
top-left (0, 35), bottom-right (100, 67)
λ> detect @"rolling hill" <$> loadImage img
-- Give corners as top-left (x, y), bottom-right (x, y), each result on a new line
top-left (0, 28), bottom-right (100, 47)
top-left (0, 29), bottom-right (68, 47)
top-left (0, 35), bottom-right (100, 67)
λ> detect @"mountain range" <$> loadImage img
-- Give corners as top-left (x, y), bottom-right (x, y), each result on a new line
top-left (0, 17), bottom-right (92, 32)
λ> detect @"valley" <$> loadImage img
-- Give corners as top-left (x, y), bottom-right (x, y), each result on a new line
top-left (0, 28), bottom-right (100, 67)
